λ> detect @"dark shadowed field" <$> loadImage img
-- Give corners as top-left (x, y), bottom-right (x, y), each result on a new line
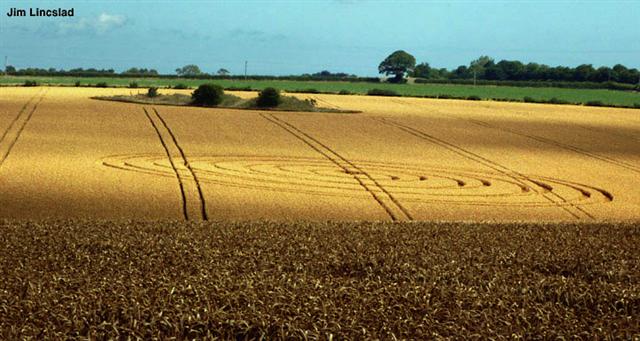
top-left (1, 220), bottom-right (638, 339)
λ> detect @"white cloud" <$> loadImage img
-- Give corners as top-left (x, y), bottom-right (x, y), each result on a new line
top-left (56, 13), bottom-right (127, 34)
top-left (96, 13), bottom-right (127, 33)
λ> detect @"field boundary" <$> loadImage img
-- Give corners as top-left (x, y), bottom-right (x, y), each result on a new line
top-left (2, 79), bottom-right (639, 109)
top-left (373, 117), bottom-right (596, 220)
top-left (260, 113), bottom-right (413, 221)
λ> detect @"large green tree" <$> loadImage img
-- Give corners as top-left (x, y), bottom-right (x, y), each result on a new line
top-left (469, 56), bottom-right (493, 85)
top-left (378, 50), bottom-right (416, 83)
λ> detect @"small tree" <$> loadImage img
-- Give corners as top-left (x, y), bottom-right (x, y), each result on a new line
top-left (124, 67), bottom-right (140, 74)
top-left (412, 62), bottom-right (431, 78)
top-left (5, 65), bottom-right (16, 74)
top-left (175, 64), bottom-right (203, 77)
top-left (217, 68), bottom-right (230, 76)
top-left (147, 87), bottom-right (159, 98)
top-left (378, 50), bottom-right (416, 83)
top-left (192, 84), bottom-right (224, 106)
top-left (574, 64), bottom-right (595, 82)
top-left (256, 87), bottom-right (281, 107)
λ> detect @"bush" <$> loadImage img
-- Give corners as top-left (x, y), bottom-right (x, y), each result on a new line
top-left (547, 97), bottom-right (569, 105)
top-left (225, 86), bottom-right (253, 91)
top-left (386, 77), bottom-right (407, 84)
top-left (367, 89), bottom-right (400, 97)
top-left (23, 80), bottom-right (38, 87)
top-left (466, 95), bottom-right (481, 101)
top-left (256, 87), bottom-right (281, 107)
top-left (128, 82), bottom-right (138, 89)
top-left (359, 77), bottom-right (381, 83)
top-left (173, 83), bottom-right (189, 89)
top-left (74, 81), bottom-right (81, 87)
top-left (95, 82), bottom-right (108, 88)
top-left (438, 94), bottom-right (453, 99)
top-left (338, 89), bottom-right (352, 95)
top-left (585, 100), bottom-right (605, 107)
top-left (191, 84), bottom-right (224, 106)
top-left (286, 89), bottom-right (321, 94)
top-left (633, 103), bottom-right (640, 109)
top-left (413, 78), bottom-right (638, 91)
top-left (523, 96), bottom-right (538, 103)
top-left (147, 87), bottom-right (159, 98)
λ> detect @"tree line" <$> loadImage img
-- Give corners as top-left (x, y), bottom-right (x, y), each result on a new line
top-left (4, 53), bottom-right (639, 87)
top-left (2, 64), bottom-right (379, 83)
top-left (414, 56), bottom-right (640, 84)
top-left (174, 65), bottom-right (355, 78)
top-left (3, 66), bottom-right (159, 77)
top-left (379, 51), bottom-right (640, 85)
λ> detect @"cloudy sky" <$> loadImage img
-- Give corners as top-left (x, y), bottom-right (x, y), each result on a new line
top-left (1, 0), bottom-right (639, 75)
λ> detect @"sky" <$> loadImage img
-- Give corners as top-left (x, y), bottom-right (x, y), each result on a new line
top-left (1, 0), bottom-right (639, 76)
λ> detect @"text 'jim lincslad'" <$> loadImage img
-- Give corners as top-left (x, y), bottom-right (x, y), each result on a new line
top-left (7, 7), bottom-right (74, 17)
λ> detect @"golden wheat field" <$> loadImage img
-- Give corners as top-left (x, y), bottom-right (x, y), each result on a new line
top-left (0, 86), bottom-right (639, 221)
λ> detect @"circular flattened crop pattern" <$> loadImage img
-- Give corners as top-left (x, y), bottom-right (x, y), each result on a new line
top-left (101, 154), bottom-right (613, 207)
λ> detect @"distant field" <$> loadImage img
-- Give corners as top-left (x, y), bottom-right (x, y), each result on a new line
top-left (2, 87), bottom-right (639, 221)
top-left (2, 75), bottom-right (640, 107)
top-left (1, 220), bottom-right (637, 339)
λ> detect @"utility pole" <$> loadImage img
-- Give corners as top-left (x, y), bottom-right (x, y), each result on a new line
top-left (244, 60), bottom-right (247, 80)
top-left (3, 56), bottom-right (7, 74)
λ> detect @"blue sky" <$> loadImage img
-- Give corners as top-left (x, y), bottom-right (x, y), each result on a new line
top-left (1, 0), bottom-right (639, 76)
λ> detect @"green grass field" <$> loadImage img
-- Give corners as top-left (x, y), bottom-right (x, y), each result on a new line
top-left (2, 75), bottom-right (640, 107)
